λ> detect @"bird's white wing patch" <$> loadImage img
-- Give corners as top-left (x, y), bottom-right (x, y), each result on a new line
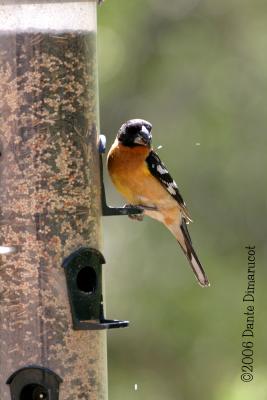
top-left (156, 164), bottom-right (168, 174)
top-left (146, 150), bottom-right (186, 207)
top-left (166, 184), bottom-right (176, 195)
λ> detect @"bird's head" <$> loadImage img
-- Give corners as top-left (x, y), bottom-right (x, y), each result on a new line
top-left (117, 119), bottom-right (152, 147)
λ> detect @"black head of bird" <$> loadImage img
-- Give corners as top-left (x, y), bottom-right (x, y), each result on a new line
top-left (117, 119), bottom-right (152, 147)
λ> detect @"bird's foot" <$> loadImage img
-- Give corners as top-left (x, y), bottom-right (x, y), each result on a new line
top-left (123, 204), bottom-right (144, 221)
top-left (123, 204), bottom-right (158, 221)
top-left (128, 213), bottom-right (144, 221)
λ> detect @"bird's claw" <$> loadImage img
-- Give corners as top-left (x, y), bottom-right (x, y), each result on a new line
top-left (124, 204), bottom-right (158, 221)
top-left (128, 213), bottom-right (144, 221)
top-left (123, 204), bottom-right (143, 220)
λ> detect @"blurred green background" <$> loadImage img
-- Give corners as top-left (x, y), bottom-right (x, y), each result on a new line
top-left (98, 1), bottom-right (267, 399)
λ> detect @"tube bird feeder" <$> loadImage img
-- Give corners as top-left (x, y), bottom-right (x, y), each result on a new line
top-left (0, 1), bottom-right (110, 398)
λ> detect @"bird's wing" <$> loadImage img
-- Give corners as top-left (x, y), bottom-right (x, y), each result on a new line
top-left (145, 150), bottom-right (192, 220)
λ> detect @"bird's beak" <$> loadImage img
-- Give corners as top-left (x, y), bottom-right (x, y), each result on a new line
top-left (134, 126), bottom-right (152, 146)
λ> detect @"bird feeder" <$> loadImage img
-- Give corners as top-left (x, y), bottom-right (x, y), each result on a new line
top-left (0, 0), bottom-right (112, 398)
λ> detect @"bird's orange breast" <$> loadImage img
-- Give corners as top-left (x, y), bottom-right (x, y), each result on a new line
top-left (107, 142), bottom-right (177, 209)
top-left (107, 142), bottom-right (149, 202)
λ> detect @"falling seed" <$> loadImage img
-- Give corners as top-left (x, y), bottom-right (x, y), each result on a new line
top-left (195, 142), bottom-right (200, 146)
top-left (134, 384), bottom-right (138, 391)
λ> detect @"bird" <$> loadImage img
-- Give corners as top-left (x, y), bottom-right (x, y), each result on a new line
top-left (107, 119), bottom-right (209, 287)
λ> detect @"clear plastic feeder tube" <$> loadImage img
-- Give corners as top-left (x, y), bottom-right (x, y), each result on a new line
top-left (0, 0), bottom-right (97, 143)
top-left (0, 1), bottom-right (107, 399)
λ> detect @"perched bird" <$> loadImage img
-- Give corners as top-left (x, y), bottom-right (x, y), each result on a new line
top-left (107, 119), bottom-right (209, 287)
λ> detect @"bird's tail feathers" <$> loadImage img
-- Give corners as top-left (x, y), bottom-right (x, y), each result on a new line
top-left (172, 218), bottom-right (210, 287)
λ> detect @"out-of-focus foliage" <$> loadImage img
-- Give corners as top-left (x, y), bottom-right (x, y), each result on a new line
top-left (98, 1), bottom-right (267, 399)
